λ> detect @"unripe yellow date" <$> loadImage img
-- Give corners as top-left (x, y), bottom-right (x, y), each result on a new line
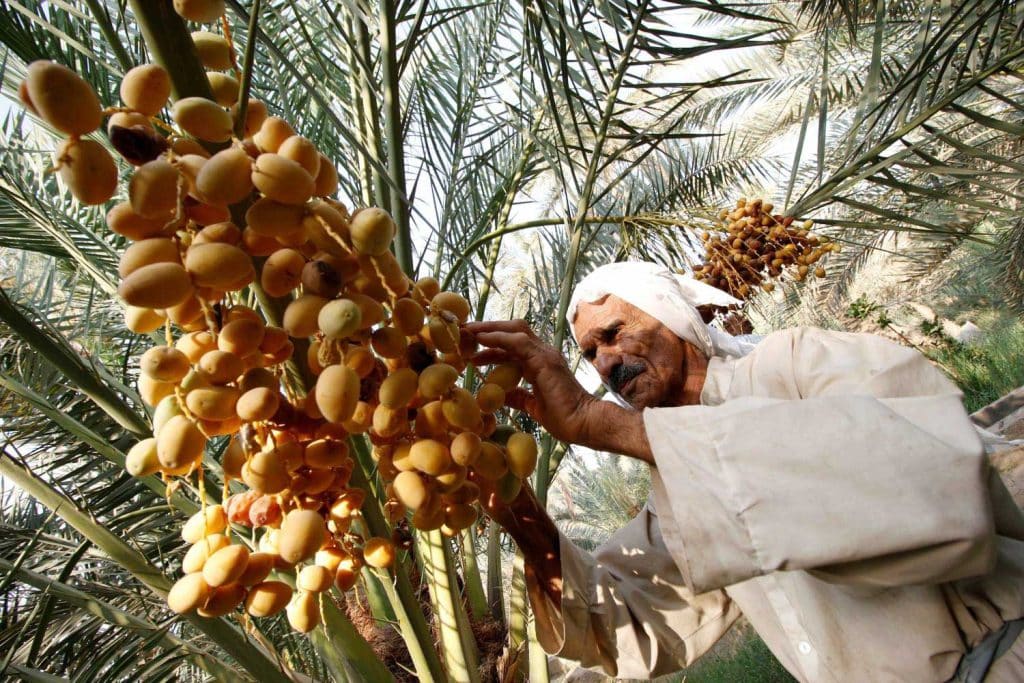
top-left (284, 295), bottom-right (328, 339)
top-left (506, 431), bottom-right (539, 477)
top-left (202, 544), bottom-right (249, 587)
top-left (129, 159), bottom-right (180, 219)
top-left (418, 363), bottom-right (458, 400)
top-left (167, 573), bottom-right (211, 614)
top-left (55, 138), bottom-right (117, 205)
top-left (278, 135), bottom-right (321, 177)
top-left (261, 248), bottom-right (305, 297)
top-left (181, 505), bottom-right (227, 544)
top-left (430, 291), bottom-right (471, 323)
top-left (197, 583), bottom-right (246, 617)
top-left (140, 345), bottom-right (190, 382)
top-left (450, 432), bottom-right (481, 467)
top-left (474, 442), bottom-right (508, 481)
top-left (287, 591), bottom-right (320, 633)
top-left (125, 438), bottom-right (161, 478)
top-left (24, 61), bottom-right (102, 136)
top-left (245, 580), bottom-right (292, 617)
top-left (120, 64), bottom-right (171, 116)
top-left (237, 553), bottom-right (275, 586)
top-left (363, 537), bottom-right (396, 569)
top-left (236, 387), bottom-right (279, 422)
top-left (486, 363), bottom-right (523, 391)
top-left (278, 509), bottom-right (326, 564)
top-left (476, 382), bottom-right (506, 413)
top-left (157, 415), bottom-right (206, 471)
top-left (318, 299), bottom-right (362, 340)
top-left (409, 439), bottom-right (452, 476)
top-left (174, 0), bottom-right (225, 23)
top-left (349, 207), bottom-right (396, 255)
top-left (191, 31), bottom-right (232, 71)
top-left (119, 238), bottom-right (180, 278)
top-left (297, 564), bottom-right (333, 593)
top-left (195, 147), bottom-right (253, 205)
top-left (442, 387), bottom-right (481, 431)
top-left (173, 96), bottom-right (233, 142)
top-left (206, 71), bottom-right (239, 106)
top-left (393, 297), bottom-right (426, 335)
top-left (378, 368), bottom-right (418, 409)
top-left (252, 153), bottom-right (314, 205)
top-left (185, 243), bottom-right (254, 289)
top-left (315, 364), bottom-right (360, 423)
top-left (393, 470), bottom-right (430, 511)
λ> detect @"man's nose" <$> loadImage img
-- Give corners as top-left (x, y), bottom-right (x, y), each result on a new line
top-left (593, 352), bottom-right (621, 380)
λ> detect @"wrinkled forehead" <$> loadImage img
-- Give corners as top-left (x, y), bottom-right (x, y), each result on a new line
top-left (572, 294), bottom-right (646, 341)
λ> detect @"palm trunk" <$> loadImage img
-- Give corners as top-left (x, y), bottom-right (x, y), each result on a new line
top-left (344, 13), bottom-right (375, 208)
top-left (460, 527), bottom-right (490, 621)
top-left (378, 0), bottom-right (413, 274)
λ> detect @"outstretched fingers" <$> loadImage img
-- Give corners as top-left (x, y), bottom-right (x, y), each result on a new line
top-left (473, 330), bottom-right (535, 357)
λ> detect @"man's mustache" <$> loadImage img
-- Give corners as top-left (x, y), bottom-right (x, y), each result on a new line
top-left (608, 363), bottom-right (644, 394)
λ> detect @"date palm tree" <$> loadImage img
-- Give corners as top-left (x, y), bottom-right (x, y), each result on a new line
top-left (0, 0), bottom-right (1021, 681)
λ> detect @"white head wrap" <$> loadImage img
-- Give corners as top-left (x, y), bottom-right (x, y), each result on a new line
top-left (567, 261), bottom-right (756, 360)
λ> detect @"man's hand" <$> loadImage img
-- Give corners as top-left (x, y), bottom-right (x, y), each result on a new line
top-left (465, 320), bottom-right (597, 445)
top-left (466, 319), bottom-right (653, 462)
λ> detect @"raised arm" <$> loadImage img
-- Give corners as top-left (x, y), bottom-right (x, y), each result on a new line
top-left (478, 476), bottom-right (739, 678)
top-left (467, 319), bottom-right (740, 677)
top-left (463, 319), bottom-right (652, 461)
top-left (473, 472), bottom-right (564, 607)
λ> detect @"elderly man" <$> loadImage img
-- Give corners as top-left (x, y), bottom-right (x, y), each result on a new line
top-left (466, 261), bottom-right (1024, 682)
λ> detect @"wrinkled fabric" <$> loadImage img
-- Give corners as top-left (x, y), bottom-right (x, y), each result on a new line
top-left (567, 261), bottom-right (754, 360)
top-left (954, 618), bottom-right (1024, 682)
top-left (527, 327), bottom-right (1024, 682)
top-left (529, 505), bottom-right (742, 678)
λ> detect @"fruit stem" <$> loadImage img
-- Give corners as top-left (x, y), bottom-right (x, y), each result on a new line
top-left (233, 0), bottom-right (262, 140)
top-left (126, 0), bottom-right (217, 104)
top-left (377, 0), bottom-right (413, 275)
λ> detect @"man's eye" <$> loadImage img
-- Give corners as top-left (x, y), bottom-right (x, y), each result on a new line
top-left (582, 348), bottom-right (596, 360)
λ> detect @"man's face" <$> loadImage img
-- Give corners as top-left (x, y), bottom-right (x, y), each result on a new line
top-left (573, 295), bottom-right (690, 410)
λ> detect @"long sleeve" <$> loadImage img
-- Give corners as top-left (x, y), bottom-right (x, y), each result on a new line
top-left (644, 327), bottom-right (996, 595)
top-left (526, 502), bottom-right (741, 679)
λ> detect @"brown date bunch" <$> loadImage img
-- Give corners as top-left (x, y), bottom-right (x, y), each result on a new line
top-left (694, 198), bottom-right (836, 299)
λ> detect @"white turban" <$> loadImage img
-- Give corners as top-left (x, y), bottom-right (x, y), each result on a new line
top-left (567, 261), bottom-right (756, 360)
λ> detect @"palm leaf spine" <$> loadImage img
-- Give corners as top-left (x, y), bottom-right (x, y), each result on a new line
top-left (0, 455), bottom-right (292, 683)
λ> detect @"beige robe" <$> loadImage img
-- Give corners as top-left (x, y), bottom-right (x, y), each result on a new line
top-left (528, 327), bottom-right (1024, 682)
